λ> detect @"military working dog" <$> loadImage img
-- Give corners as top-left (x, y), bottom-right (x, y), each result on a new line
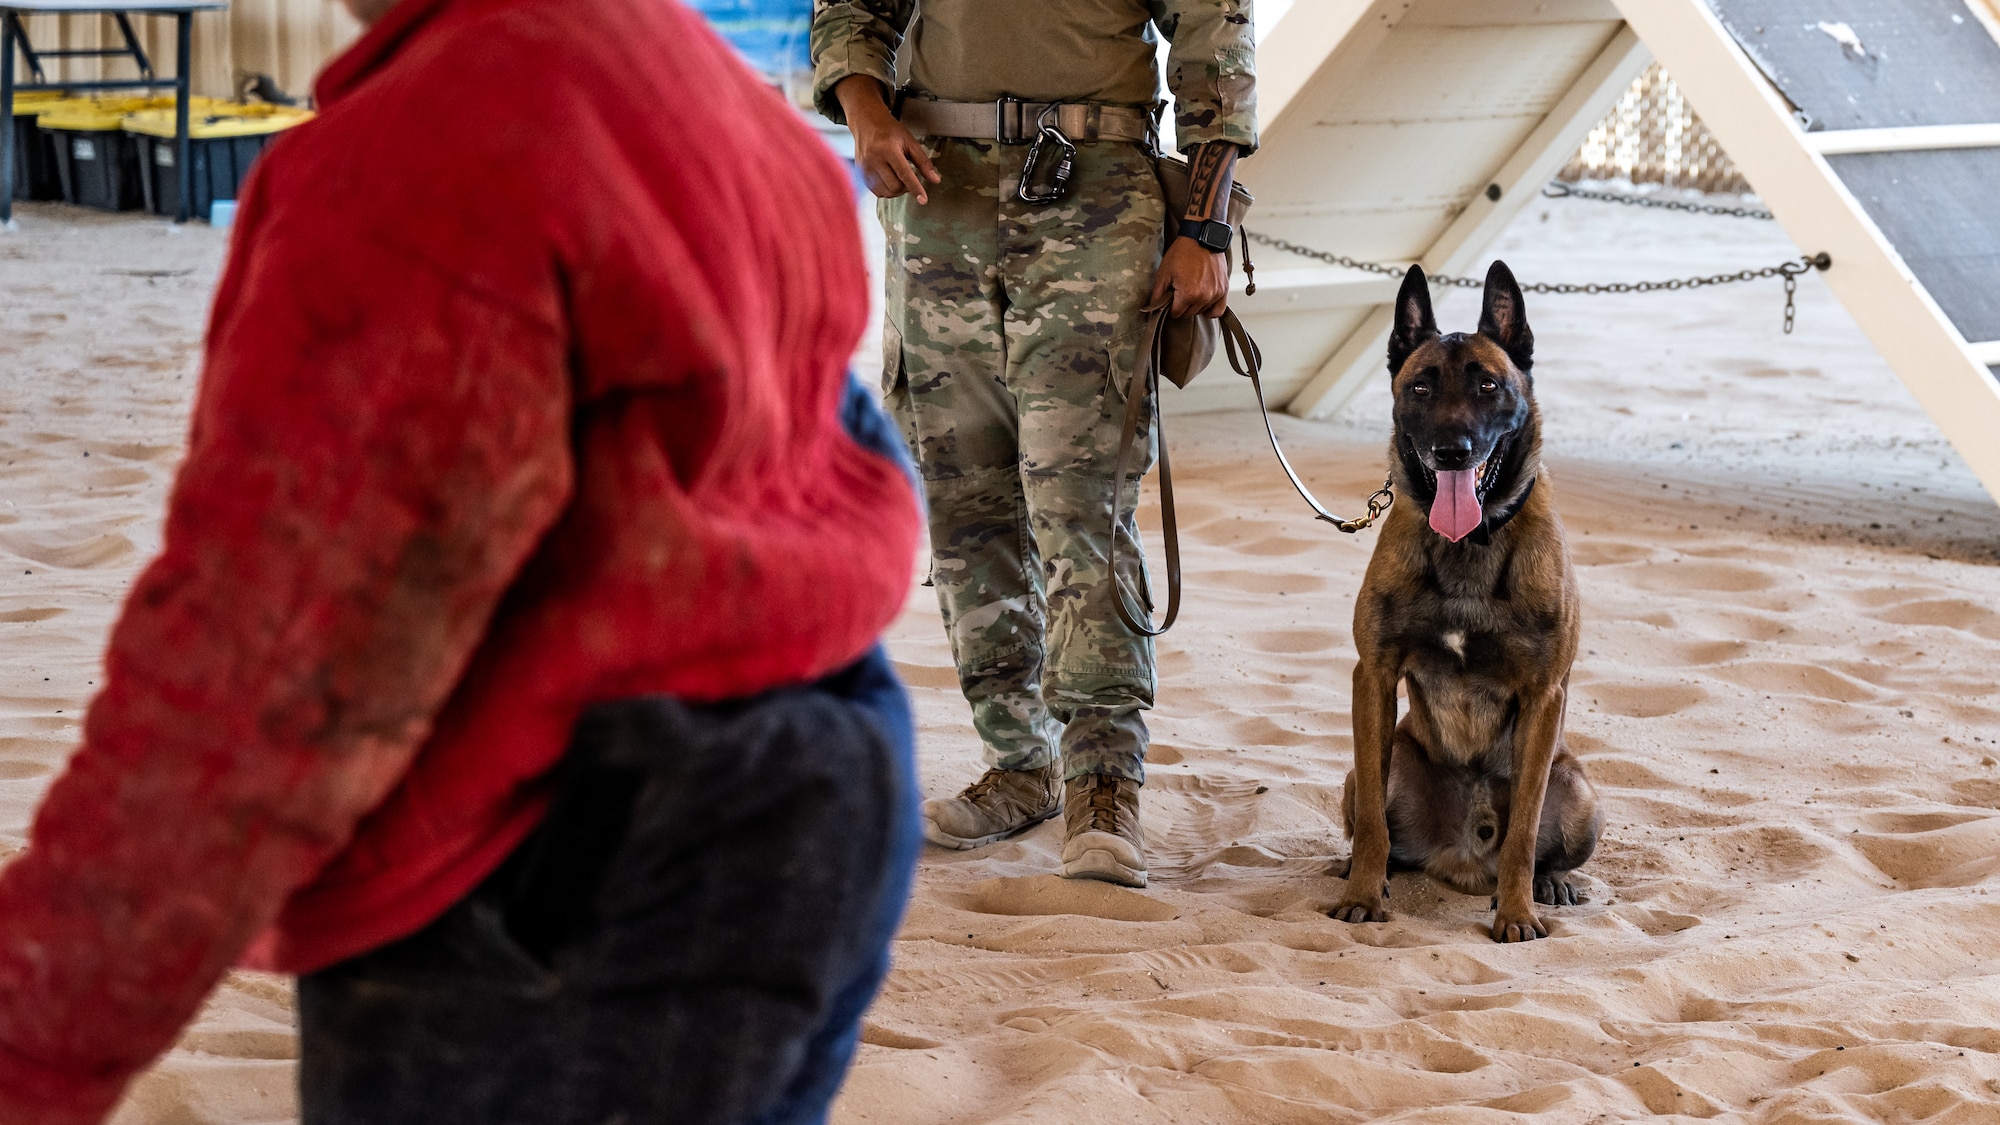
top-left (1332, 261), bottom-right (1600, 943)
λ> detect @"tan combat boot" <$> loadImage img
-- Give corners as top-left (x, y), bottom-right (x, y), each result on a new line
top-left (1061, 774), bottom-right (1146, 887)
top-left (922, 764), bottom-right (1062, 849)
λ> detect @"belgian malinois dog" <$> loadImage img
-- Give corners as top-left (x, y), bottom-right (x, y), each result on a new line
top-left (1332, 261), bottom-right (1600, 943)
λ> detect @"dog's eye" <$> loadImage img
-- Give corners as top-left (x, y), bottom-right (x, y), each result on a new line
top-left (1479, 378), bottom-right (1498, 393)
top-left (1410, 383), bottom-right (1431, 397)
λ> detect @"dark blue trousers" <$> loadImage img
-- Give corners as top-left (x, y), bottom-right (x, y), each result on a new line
top-left (297, 646), bottom-right (920, 1125)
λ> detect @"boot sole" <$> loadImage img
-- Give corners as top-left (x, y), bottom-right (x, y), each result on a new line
top-left (1062, 848), bottom-right (1148, 888)
top-left (923, 803), bottom-right (1061, 850)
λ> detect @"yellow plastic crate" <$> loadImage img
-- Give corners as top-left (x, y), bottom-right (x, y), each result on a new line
top-left (122, 104), bottom-right (314, 140)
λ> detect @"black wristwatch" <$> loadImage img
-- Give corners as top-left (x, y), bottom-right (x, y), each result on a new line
top-left (1177, 217), bottom-right (1233, 253)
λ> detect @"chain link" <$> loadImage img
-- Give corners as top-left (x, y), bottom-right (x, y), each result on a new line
top-left (1342, 479), bottom-right (1395, 533)
top-left (1541, 180), bottom-right (1775, 220)
top-left (1241, 228), bottom-right (1831, 335)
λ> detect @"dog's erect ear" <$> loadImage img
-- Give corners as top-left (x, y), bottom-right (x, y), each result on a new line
top-left (1479, 260), bottom-right (1534, 371)
top-left (1388, 264), bottom-right (1437, 377)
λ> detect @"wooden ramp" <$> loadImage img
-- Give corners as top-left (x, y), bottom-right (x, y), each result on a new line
top-left (1203, 0), bottom-right (1650, 417)
top-left (1216, 0), bottom-right (2000, 509)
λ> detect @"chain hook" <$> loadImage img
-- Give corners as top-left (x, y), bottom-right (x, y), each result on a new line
top-left (1779, 252), bottom-right (1832, 335)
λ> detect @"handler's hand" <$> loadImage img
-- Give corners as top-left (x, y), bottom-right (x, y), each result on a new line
top-left (1149, 236), bottom-right (1230, 319)
top-left (834, 75), bottom-right (940, 204)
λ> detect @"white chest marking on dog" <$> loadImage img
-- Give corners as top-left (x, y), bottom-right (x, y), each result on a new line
top-left (1444, 631), bottom-right (1466, 658)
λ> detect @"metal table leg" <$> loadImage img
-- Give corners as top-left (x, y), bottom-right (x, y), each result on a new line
top-left (174, 10), bottom-right (191, 223)
top-left (2, 14), bottom-right (15, 227)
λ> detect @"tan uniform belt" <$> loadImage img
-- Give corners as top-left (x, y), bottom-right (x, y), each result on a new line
top-left (898, 97), bottom-right (1155, 145)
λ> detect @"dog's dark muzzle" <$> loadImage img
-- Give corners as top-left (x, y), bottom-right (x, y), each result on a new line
top-left (1413, 432), bottom-right (1514, 502)
top-left (1431, 440), bottom-right (1476, 471)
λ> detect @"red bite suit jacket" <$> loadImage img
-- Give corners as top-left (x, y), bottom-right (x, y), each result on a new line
top-left (0, 0), bottom-right (921, 1119)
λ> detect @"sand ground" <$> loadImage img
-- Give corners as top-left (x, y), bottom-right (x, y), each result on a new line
top-left (2, 190), bottom-right (1998, 1123)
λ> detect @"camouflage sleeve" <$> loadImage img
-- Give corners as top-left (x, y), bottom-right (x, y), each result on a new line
top-left (810, 0), bottom-right (914, 125)
top-left (1152, 0), bottom-right (1258, 154)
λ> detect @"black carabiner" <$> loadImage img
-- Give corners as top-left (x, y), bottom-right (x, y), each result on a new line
top-left (1017, 124), bottom-right (1077, 204)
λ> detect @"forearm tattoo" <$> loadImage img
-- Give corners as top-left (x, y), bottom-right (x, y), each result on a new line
top-left (1183, 141), bottom-right (1240, 223)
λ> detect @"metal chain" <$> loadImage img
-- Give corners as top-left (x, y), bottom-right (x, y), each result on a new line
top-left (1541, 180), bottom-right (1775, 220)
top-left (1241, 230), bottom-right (1831, 335)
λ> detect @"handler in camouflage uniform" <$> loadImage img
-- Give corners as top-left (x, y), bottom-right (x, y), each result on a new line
top-left (813, 0), bottom-right (1256, 888)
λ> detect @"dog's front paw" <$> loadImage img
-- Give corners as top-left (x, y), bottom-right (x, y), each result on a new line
top-left (1329, 877), bottom-right (1390, 924)
top-left (1490, 904), bottom-right (1548, 943)
top-left (1534, 874), bottom-right (1584, 906)
top-left (1329, 895), bottom-right (1388, 924)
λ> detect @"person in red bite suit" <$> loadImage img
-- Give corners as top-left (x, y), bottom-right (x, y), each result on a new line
top-left (0, 0), bottom-right (925, 1121)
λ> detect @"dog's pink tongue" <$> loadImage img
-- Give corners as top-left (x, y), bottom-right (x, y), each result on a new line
top-left (1429, 469), bottom-right (1484, 542)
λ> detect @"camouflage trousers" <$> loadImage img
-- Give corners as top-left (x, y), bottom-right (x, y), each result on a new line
top-left (880, 137), bottom-right (1165, 785)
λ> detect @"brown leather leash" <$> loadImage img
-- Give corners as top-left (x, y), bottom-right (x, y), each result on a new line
top-left (1110, 309), bottom-right (1181, 637)
top-left (1220, 312), bottom-right (1395, 536)
top-left (1110, 309), bottom-right (1394, 638)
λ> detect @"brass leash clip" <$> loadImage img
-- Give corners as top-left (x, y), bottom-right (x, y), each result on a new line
top-left (1335, 479), bottom-right (1396, 533)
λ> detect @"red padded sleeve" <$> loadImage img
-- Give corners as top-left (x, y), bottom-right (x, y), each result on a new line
top-left (0, 226), bottom-right (574, 1123)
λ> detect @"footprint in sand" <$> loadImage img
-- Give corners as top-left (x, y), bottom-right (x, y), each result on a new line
top-left (944, 876), bottom-right (1181, 923)
top-left (1227, 535), bottom-right (1319, 558)
top-left (80, 467), bottom-right (151, 489)
top-left (1867, 598), bottom-right (2000, 642)
top-left (884, 962), bottom-right (1069, 996)
top-left (1197, 844), bottom-right (1288, 870)
top-left (1225, 713), bottom-right (1316, 747)
top-left (1167, 498), bottom-right (1230, 528)
top-left (171, 1027), bottom-right (301, 1061)
top-left (1570, 539), bottom-right (1651, 567)
top-left (1713, 824), bottom-right (1839, 880)
top-left (1714, 661), bottom-right (1879, 704)
top-left (1849, 816), bottom-right (2000, 888)
top-left (0, 529), bottom-right (136, 569)
top-left (1703, 609), bottom-right (1789, 643)
top-left (1401, 1037), bottom-right (1491, 1076)
top-left (90, 442), bottom-right (177, 462)
top-left (1624, 906), bottom-right (1703, 936)
top-left (1139, 944), bottom-right (1268, 977)
top-left (1148, 773), bottom-right (1266, 881)
top-left (1565, 730), bottom-right (1612, 754)
top-left (860, 1022), bottom-right (944, 1050)
top-left (1581, 756), bottom-right (1679, 791)
top-left (1627, 1067), bottom-right (1725, 1116)
top-left (1627, 559), bottom-right (1778, 595)
top-left (1839, 583), bottom-right (1950, 610)
top-left (1671, 639), bottom-right (1750, 665)
top-left (1947, 778), bottom-right (2000, 809)
top-left (1858, 809), bottom-right (1990, 834)
top-left (1240, 628), bottom-right (1342, 655)
top-left (1583, 682), bottom-right (1707, 719)
top-left (1197, 570), bottom-right (1328, 595)
top-left (889, 659), bottom-right (959, 691)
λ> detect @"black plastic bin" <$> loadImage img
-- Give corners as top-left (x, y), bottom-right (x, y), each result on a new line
top-left (39, 100), bottom-right (149, 211)
top-left (8, 93), bottom-right (66, 202)
top-left (124, 106), bottom-right (311, 221)
top-left (131, 130), bottom-right (270, 220)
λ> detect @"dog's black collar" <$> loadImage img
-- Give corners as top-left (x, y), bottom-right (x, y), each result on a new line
top-left (1466, 471), bottom-right (1536, 545)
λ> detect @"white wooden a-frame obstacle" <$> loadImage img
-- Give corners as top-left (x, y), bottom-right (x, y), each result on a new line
top-left (1223, 0), bottom-right (2000, 509)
